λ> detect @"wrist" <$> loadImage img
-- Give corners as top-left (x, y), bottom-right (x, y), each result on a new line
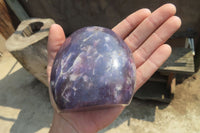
top-left (49, 111), bottom-right (78, 133)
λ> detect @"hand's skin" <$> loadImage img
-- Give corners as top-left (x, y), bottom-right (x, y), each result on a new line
top-left (47, 3), bottom-right (181, 133)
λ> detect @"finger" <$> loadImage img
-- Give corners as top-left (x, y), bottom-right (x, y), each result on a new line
top-left (133, 16), bottom-right (181, 68)
top-left (47, 24), bottom-right (65, 82)
top-left (125, 3), bottom-right (176, 52)
top-left (134, 44), bottom-right (171, 92)
top-left (112, 8), bottom-right (151, 39)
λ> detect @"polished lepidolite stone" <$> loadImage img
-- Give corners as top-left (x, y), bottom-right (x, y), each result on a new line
top-left (50, 26), bottom-right (136, 111)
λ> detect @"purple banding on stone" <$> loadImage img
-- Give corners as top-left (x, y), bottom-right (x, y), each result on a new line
top-left (50, 26), bottom-right (136, 111)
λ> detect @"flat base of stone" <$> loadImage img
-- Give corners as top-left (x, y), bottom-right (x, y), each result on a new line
top-left (59, 104), bottom-right (127, 112)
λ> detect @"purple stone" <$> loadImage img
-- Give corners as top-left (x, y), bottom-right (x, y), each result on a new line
top-left (50, 26), bottom-right (136, 111)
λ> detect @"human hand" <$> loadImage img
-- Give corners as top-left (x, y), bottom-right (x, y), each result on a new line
top-left (47, 3), bottom-right (181, 133)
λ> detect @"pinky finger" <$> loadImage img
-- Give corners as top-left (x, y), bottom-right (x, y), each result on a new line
top-left (135, 44), bottom-right (172, 92)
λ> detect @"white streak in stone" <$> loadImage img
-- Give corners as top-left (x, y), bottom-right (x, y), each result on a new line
top-left (106, 51), bottom-right (121, 72)
top-left (126, 78), bottom-right (131, 85)
top-left (55, 53), bottom-right (83, 89)
top-left (92, 68), bottom-right (95, 75)
top-left (83, 75), bottom-right (88, 82)
top-left (70, 73), bottom-right (80, 81)
top-left (55, 58), bottom-right (65, 88)
top-left (105, 36), bottom-right (110, 42)
top-left (113, 89), bottom-right (118, 100)
top-left (86, 45), bottom-right (93, 54)
top-left (63, 75), bottom-right (67, 79)
top-left (54, 59), bottom-right (59, 66)
top-left (73, 54), bottom-right (83, 67)
top-left (120, 71), bottom-right (122, 75)
top-left (94, 39), bottom-right (100, 46)
top-left (92, 49), bottom-right (98, 56)
top-left (95, 54), bottom-right (103, 63)
top-left (61, 88), bottom-right (70, 102)
top-left (64, 53), bottom-right (73, 63)
top-left (115, 84), bottom-right (122, 91)
top-left (106, 64), bottom-right (112, 72)
top-left (73, 87), bottom-right (77, 91)
top-left (51, 81), bottom-right (55, 86)
top-left (83, 34), bottom-right (94, 42)
top-left (104, 43), bottom-right (109, 49)
top-left (113, 59), bottom-right (119, 69)
top-left (88, 83), bottom-right (93, 89)
top-left (105, 81), bottom-right (108, 85)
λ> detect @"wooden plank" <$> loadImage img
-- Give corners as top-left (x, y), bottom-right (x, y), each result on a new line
top-left (5, 0), bottom-right (29, 21)
top-left (0, 0), bottom-right (15, 39)
top-left (134, 81), bottom-right (172, 103)
top-left (170, 75), bottom-right (176, 94)
top-left (166, 73), bottom-right (176, 94)
top-left (149, 72), bottom-right (167, 83)
top-left (159, 48), bottom-right (195, 74)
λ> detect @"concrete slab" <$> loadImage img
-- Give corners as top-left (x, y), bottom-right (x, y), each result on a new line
top-left (0, 52), bottom-right (200, 133)
top-left (0, 52), bottom-right (52, 133)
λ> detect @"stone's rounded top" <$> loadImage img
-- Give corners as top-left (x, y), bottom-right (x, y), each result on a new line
top-left (50, 26), bottom-right (136, 112)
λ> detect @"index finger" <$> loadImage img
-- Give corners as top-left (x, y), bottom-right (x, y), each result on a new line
top-left (112, 8), bottom-right (151, 39)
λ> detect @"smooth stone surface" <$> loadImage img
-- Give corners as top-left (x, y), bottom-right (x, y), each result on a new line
top-left (50, 26), bottom-right (136, 111)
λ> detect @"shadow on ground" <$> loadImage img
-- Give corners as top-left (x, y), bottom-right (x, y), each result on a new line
top-left (99, 98), bottom-right (169, 133)
top-left (0, 63), bottom-right (171, 133)
top-left (0, 68), bottom-right (53, 133)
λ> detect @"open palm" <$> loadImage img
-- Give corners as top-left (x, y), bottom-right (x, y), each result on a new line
top-left (47, 4), bottom-right (181, 133)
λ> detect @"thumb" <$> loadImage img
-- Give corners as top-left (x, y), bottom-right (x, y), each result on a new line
top-left (47, 24), bottom-right (65, 83)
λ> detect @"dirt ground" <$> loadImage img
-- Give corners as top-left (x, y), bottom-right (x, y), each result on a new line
top-left (0, 36), bottom-right (200, 133)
